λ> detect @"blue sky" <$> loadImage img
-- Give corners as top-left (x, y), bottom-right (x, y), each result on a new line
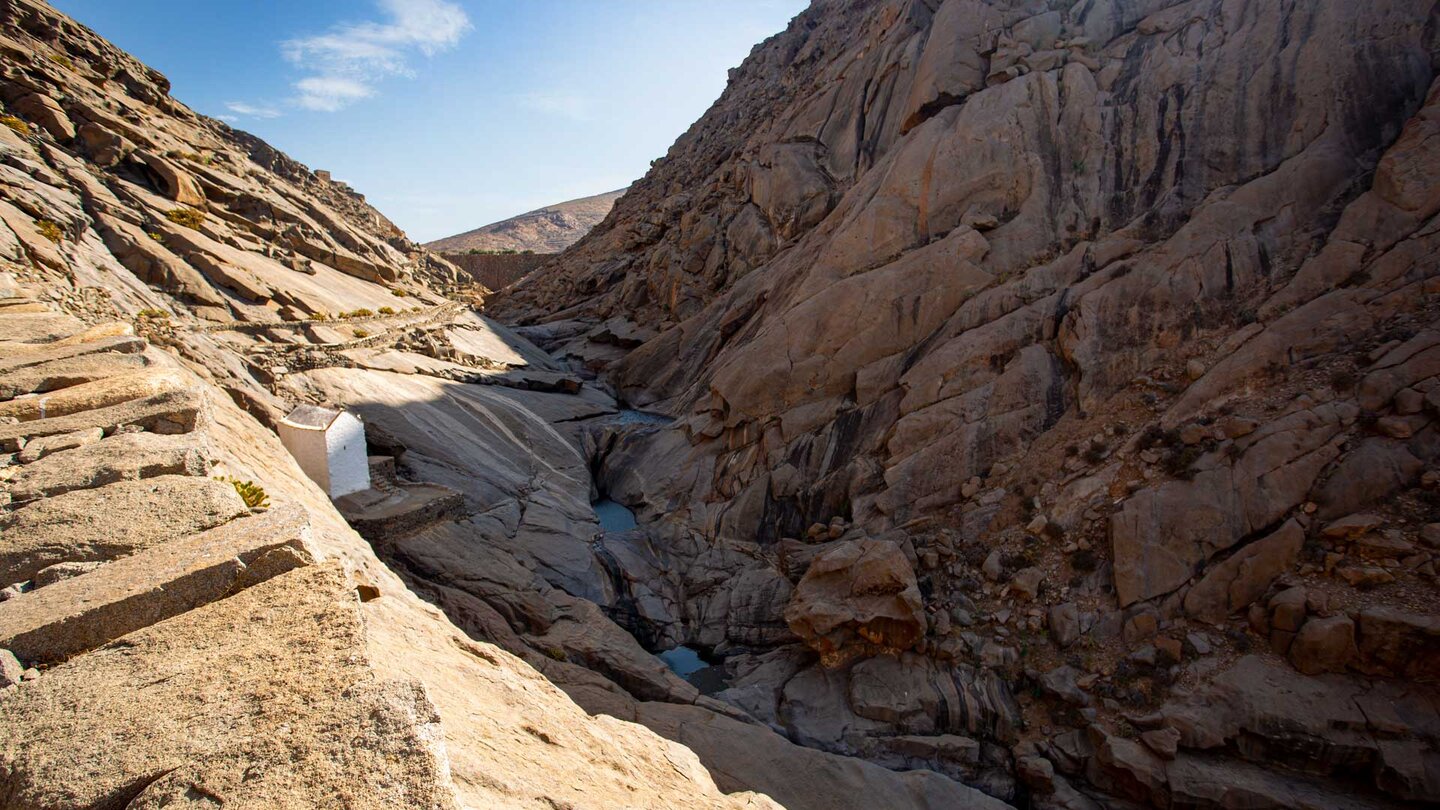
top-left (50, 0), bottom-right (806, 242)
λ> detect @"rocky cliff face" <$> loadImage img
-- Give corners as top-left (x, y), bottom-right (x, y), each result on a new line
top-left (0, 1), bottom-right (817, 807)
top-left (6, 0), bottom-right (1440, 806)
top-left (0, 3), bottom-right (1033, 808)
top-left (496, 0), bottom-right (1440, 807)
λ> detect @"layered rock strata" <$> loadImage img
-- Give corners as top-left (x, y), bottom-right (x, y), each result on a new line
top-left (494, 0), bottom-right (1440, 806)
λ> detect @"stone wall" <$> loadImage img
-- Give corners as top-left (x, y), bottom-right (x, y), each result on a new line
top-left (440, 253), bottom-right (550, 291)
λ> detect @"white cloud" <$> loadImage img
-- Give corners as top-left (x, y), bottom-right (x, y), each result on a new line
top-left (516, 92), bottom-right (593, 121)
top-left (224, 101), bottom-right (282, 119)
top-left (294, 77), bottom-right (375, 112)
top-left (282, 0), bottom-right (470, 111)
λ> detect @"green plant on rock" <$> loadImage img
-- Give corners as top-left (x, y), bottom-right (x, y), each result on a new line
top-left (136, 308), bottom-right (169, 320)
top-left (48, 53), bottom-right (73, 70)
top-left (1, 115), bottom-right (29, 136)
top-left (377, 306), bottom-right (395, 315)
top-left (147, 231), bottom-right (165, 243)
top-left (219, 476), bottom-right (269, 509)
top-left (390, 288), bottom-right (407, 297)
top-left (36, 219), bottom-right (63, 243)
top-left (164, 207), bottom-right (206, 230)
top-left (308, 311), bottom-right (329, 321)
top-left (352, 328), bottom-right (369, 338)
top-left (350, 308), bottom-right (373, 318)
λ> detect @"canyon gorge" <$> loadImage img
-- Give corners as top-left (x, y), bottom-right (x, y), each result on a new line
top-left (1, 0), bottom-right (1439, 808)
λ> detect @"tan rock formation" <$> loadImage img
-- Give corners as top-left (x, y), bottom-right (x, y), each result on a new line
top-left (6, 0), bottom-right (1440, 806)
top-left (784, 538), bottom-right (926, 666)
top-left (487, 0), bottom-right (1440, 806)
top-left (0, 300), bottom-right (779, 809)
top-left (0, 0), bottom-right (810, 804)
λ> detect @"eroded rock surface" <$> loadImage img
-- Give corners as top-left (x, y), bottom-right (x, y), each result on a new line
top-left (6, 0), bottom-right (1440, 807)
top-left (491, 0), bottom-right (1440, 806)
top-left (785, 538), bottom-right (926, 665)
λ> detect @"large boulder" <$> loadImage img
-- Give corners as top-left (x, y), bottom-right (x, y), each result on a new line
top-left (1289, 615), bottom-right (1358, 675)
top-left (1183, 520), bottom-right (1305, 625)
top-left (784, 538), bottom-right (926, 666)
top-left (1112, 406), bottom-right (1345, 605)
top-left (1355, 608), bottom-right (1440, 680)
top-left (13, 92), bottom-right (74, 140)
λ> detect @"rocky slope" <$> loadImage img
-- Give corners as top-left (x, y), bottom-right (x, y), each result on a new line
top-left (494, 0), bottom-right (1440, 807)
top-left (0, 2), bottom-right (908, 807)
top-left (428, 188), bottom-right (626, 255)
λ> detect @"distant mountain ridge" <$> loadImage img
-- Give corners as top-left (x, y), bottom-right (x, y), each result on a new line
top-left (427, 188), bottom-right (626, 254)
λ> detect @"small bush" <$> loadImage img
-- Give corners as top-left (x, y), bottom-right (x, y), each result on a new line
top-left (164, 207), bottom-right (205, 230)
top-left (48, 53), bottom-right (73, 69)
top-left (36, 219), bottom-right (63, 243)
top-left (220, 476), bottom-right (269, 509)
top-left (308, 311), bottom-right (329, 321)
top-left (1001, 551), bottom-right (1030, 572)
top-left (1, 115), bottom-right (29, 136)
top-left (1162, 444), bottom-right (1206, 479)
top-left (353, 328), bottom-right (369, 338)
top-left (378, 306), bottom-right (395, 315)
top-left (136, 308), bottom-right (169, 319)
top-left (1138, 424), bottom-right (1180, 450)
top-left (390, 288), bottom-right (407, 297)
top-left (348, 308), bottom-right (374, 318)
top-left (147, 231), bottom-right (165, 243)
top-left (1082, 440), bottom-right (1109, 464)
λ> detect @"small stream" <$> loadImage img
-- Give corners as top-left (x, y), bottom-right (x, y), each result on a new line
top-left (611, 408), bottom-right (673, 427)
top-left (592, 499), bottom-right (637, 532)
top-left (591, 490), bottom-right (729, 694)
top-left (591, 409), bottom-right (729, 695)
top-left (657, 646), bottom-right (729, 695)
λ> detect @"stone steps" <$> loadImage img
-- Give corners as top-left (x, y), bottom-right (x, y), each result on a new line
top-left (0, 503), bottom-right (315, 664)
